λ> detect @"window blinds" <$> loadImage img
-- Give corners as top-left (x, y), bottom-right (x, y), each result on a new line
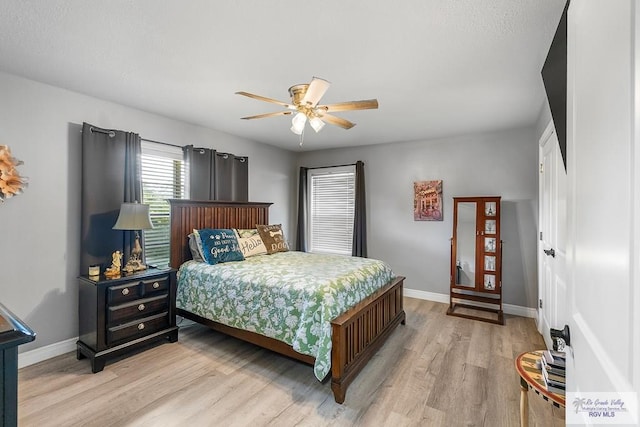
top-left (140, 141), bottom-right (186, 267)
top-left (308, 166), bottom-right (355, 255)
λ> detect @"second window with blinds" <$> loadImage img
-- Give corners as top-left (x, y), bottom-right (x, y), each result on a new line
top-left (307, 165), bottom-right (355, 255)
top-left (140, 141), bottom-right (186, 267)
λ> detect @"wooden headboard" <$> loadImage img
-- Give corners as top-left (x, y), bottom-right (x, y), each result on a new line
top-left (168, 199), bottom-right (272, 269)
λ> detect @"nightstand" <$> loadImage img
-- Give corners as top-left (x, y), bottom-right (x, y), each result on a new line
top-left (76, 268), bottom-right (178, 373)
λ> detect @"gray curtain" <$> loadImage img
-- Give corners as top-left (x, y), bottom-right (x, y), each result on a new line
top-left (183, 146), bottom-right (248, 201)
top-left (183, 145), bottom-right (215, 200)
top-left (231, 155), bottom-right (248, 201)
top-left (214, 152), bottom-right (248, 201)
top-left (352, 160), bottom-right (367, 257)
top-left (295, 166), bottom-right (308, 251)
top-left (80, 123), bottom-right (142, 274)
top-left (123, 132), bottom-right (143, 261)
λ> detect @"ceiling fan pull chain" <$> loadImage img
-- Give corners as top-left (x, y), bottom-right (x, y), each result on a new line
top-left (299, 128), bottom-right (305, 147)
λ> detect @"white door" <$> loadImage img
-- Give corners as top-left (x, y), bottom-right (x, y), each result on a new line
top-left (537, 123), bottom-right (567, 350)
top-left (564, 1), bottom-right (639, 424)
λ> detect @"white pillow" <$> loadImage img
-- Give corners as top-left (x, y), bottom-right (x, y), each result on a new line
top-left (191, 229), bottom-right (206, 261)
top-left (234, 229), bottom-right (268, 258)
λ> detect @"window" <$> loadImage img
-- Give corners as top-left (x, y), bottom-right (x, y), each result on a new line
top-left (140, 141), bottom-right (186, 267)
top-left (307, 165), bottom-right (355, 255)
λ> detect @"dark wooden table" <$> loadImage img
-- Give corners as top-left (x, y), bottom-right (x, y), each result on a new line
top-left (0, 303), bottom-right (36, 427)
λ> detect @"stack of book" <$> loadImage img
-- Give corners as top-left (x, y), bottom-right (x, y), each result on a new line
top-left (541, 349), bottom-right (566, 395)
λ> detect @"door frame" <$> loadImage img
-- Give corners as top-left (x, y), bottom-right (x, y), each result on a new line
top-left (537, 120), bottom-right (564, 350)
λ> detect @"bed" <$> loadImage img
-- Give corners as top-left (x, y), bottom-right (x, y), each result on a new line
top-left (169, 199), bottom-right (406, 403)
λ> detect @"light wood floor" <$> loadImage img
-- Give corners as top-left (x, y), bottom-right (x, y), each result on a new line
top-left (18, 298), bottom-right (565, 426)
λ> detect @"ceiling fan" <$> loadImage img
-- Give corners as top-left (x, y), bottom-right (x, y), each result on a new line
top-left (235, 77), bottom-right (378, 136)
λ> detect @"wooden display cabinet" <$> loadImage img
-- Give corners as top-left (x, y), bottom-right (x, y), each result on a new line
top-left (447, 196), bottom-right (503, 324)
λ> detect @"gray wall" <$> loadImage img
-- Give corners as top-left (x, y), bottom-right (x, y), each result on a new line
top-left (0, 68), bottom-right (540, 354)
top-left (0, 71), bottom-right (296, 352)
top-left (297, 127), bottom-right (539, 307)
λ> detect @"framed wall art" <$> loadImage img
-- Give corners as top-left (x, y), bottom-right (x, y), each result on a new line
top-left (413, 180), bottom-right (443, 221)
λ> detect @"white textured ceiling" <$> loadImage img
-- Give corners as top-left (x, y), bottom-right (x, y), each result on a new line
top-left (0, 0), bottom-right (566, 151)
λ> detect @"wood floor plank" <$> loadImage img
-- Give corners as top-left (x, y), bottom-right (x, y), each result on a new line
top-left (18, 298), bottom-right (564, 426)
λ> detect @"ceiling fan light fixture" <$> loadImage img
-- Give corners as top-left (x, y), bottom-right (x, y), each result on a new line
top-left (237, 76), bottom-right (378, 139)
top-left (309, 117), bottom-right (325, 133)
top-left (291, 112), bottom-right (307, 135)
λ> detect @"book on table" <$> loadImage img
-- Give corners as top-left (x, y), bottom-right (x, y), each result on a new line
top-left (543, 367), bottom-right (566, 384)
top-left (541, 356), bottom-right (566, 377)
top-left (543, 350), bottom-right (566, 368)
top-left (541, 367), bottom-right (566, 395)
top-left (540, 350), bottom-right (566, 395)
top-left (542, 364), bottom-right (565, 386)
top-left (544, 381), bottom-right (566, 396)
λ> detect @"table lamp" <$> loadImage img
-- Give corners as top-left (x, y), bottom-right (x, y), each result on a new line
top-left (112, 201), bottom-right (154, 273)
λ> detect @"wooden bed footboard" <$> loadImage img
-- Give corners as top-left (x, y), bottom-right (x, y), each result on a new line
top-left (330, 275), bottom-right (405, 403)
top-left (168, 199), bottom-right (406, 403)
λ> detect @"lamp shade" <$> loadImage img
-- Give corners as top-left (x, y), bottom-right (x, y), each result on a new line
top-left (290, 112), bottom-right (307, 135)
top-left (309, 117), bottom-right (325, 132)
top-left (112, 202), bottom-right (153, 230)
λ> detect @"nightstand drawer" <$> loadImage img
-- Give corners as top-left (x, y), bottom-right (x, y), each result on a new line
top-left (142, 275), bottom-right (170, 295)
top-left (107, 312), bottom-right (169, 346)
top-left (107, 295), bottom-right (168, 325)
top-left (107, 282), bottom-right (143, 305)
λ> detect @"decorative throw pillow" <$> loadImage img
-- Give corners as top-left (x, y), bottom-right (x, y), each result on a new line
top-left (188, 233), bottom-right (205, 262)
top-left (256, 224), bottom-right (289, 254)
top-left (234, 229), bottom-right (268, 258)
top-left (196, 228), bottom-right (245, 265)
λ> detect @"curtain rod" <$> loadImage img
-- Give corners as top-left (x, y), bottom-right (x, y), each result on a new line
top-left (141, 137), bottom-right (182, 148)
top-left (89, 128), bottom-right (180, 148)
top-left (89, 126), bottom-right (115, 138)
top-left (306, 162), bottom-right (362, 170)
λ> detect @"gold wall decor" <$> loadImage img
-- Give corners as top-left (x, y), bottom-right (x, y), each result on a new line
top-left (0, 145), bottom-right (28, 202)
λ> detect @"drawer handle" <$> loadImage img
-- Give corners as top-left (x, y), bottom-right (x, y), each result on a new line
top-left (122, 288), bottom-right (130, 296)
top-left (138, 323), bottom-right (145, 331)
top-left (138, 304), bottom-right (145, 311)
top-left (153, 282), bottom-right (160, 289)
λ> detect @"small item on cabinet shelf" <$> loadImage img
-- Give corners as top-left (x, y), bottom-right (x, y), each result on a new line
top-left (88, 265), bottom-right (100, 277)
top-left (104, 250), bottom-right (122, 277)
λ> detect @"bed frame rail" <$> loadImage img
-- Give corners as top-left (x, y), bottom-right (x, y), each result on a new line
top-left (330, 275), bottom-right (405, 403)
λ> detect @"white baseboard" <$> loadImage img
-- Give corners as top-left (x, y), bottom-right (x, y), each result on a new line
top-left (404, 288), bottom-right (537, 319)
top-left (18, 337), bottom-right (78, 369)
top-left (404, 288), bottom-right (449, 304)
top-left (503, 303), bottom-right (537, 319)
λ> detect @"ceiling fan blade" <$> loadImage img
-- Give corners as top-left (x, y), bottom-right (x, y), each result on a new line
top-left (318, 113), bottom-right (355, 129)
top-left (236, 91), bottom-right (294, 109)
top-left (318, 99), bottom-right (379, 113)
top-left (301, 77), bottom-right (331, 107)
top-left (240, 111), bottom-right (292, 120)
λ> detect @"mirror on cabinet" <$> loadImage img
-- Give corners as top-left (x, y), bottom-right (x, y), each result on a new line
top-left (455, 202), bottom-right (476, 287)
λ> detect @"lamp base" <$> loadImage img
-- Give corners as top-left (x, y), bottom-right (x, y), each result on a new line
top-left (123, 259), bottom-right (147, 274)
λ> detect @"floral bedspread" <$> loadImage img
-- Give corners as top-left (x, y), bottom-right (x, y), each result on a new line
top-left (176, 251), bottom-right (395, 380)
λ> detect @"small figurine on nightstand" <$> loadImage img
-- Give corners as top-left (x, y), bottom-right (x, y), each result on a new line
top-left (104, 250), bottom-right (122, 277)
